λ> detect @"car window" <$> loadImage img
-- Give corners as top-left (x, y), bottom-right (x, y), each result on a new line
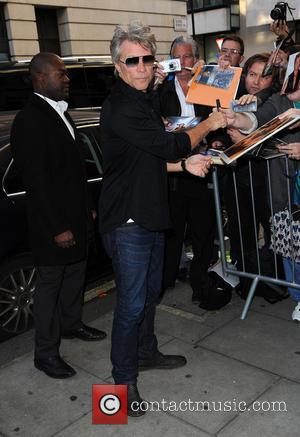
top-left (3, 125), bottom-right (102, 196)
top-left (77, 125), bottom-right (103, 178)
top-left (0, 63), bottom-right (115, 112)
top-left (0, 69), bottom-right (32, 111)
top-left (83, 65), bottom-right (116, 107)
top-left (2, 157), bottom-right (24, 195)
top-left (67, 67), bottom-right (89, 108)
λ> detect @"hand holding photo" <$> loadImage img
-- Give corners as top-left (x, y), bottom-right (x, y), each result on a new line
top-left (217, 112), bottom-right (300, 164)
top-left (231, 100), bottom-right (257, 113)
top-left (186, 64), bottom-right (242, 108)
top-left (281, 51), bottom-right (300, 95)
top-left (202, 148), bottom-right (225, 165)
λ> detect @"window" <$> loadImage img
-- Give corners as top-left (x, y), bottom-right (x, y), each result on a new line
top-left (0, 5), bottom-right (9, 61)
top-left (66, 65), bottom-right (116, 108)
top-left (0, 68), bottom-right (32, 111)
top-left (3, 124), bottom-right (103, 199)
top-left (35, 7), bottom-right (61, 55)
top-left (2, 157), bottom-right (25, 196)
top-left (0, 63), bottom-right (115, 112)
top-left (82, 65), bottom-right (116, 108)
top-left (77, 126), bottom-right (103, 179)
top-left (188, 0), bottom-right (230, 12)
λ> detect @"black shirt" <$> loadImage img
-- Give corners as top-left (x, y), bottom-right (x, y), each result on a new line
top-left (99, 78), bottom-right (191, 233)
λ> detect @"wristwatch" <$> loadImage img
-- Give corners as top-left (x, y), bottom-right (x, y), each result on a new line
top-left (181, 159), bottom-right (187, 172)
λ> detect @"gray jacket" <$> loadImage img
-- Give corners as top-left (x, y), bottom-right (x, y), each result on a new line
top-left (256, 93), bottom-right (300, 213)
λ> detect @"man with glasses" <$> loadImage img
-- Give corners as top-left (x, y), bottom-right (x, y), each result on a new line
top-left (220, 35), bottom-right (245, 67)
top-left (209, 35), bottom-right (245, 150)
top-left (158, 37), bottom-right (216, 307)
top-left (99, 22), bottom-right (227, 417)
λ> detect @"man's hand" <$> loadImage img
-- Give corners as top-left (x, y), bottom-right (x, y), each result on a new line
top-left (278, 108), bottom-right (300, 130)
top-left (153, 62), bottom-right (168, 89)
top-left (277, 142), bottom-right (300, 160)
top-left (191, 59), bottom-right (205, 74)
top-left (270, 20), bottom-right (290, 39)
top-left (207, 111), bottom-right (228, 131)
top-left (237, 94), bottom-right (257, 106)
top-left (217, 107), bottom-right (254, 130)
top-left (274, 49), bottom-right (288, 68)
top-left (54, 230), bottom-right (76, 248)
top-left (227, 127), bottom-right (245, 143)
top-left (185, 154), bottom-right (212, 177)
top-left (217, 55), bottom-right (231, 71)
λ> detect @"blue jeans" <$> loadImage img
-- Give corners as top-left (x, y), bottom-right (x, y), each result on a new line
top-left (283, 258), bottom-right (300, 302)
top-left (102, 223), bottom-right (164, 384)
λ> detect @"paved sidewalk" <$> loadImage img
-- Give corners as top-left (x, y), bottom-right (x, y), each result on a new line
top-left (0, 282), bottom-right (300, 437)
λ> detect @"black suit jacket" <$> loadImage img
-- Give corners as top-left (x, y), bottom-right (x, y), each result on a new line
top-left (11, 94), bottom-right (89, 265)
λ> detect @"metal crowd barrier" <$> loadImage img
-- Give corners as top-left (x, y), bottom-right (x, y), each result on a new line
top-left (212, 154), bottom-right (300, 319)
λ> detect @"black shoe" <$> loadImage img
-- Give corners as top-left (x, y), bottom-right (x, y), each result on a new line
top-left (34, 356), bottom-right (76, 379)
top-left (138, 352), bottom-right (187, 370)
top-left (192, 290), bottom-right (202, 304)
top-left (62, 324), bottom-right (107, 341)
top-left (127, 384), bottom-right (147, 417)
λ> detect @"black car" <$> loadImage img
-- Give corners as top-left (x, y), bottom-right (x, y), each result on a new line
top-left (0, 56), bottom-right (116, 111)
top-left (0, 110), bottom-right (112, 341)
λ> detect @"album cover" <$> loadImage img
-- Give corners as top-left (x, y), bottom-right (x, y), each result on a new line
top-left (164, 116), bottom-right (201, 132)
top-left (218, 113), bottom-right (300, 164)
top-left (186, 65), bottom-right (242, 108)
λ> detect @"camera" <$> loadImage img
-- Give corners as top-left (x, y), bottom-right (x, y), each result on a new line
top-left (159, 58), bottom-right (181, 73)
top-left (270, 2), bottom-right (287, 21)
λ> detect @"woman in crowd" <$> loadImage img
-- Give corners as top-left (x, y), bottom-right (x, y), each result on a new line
top-left (220, 53), bottom-right (281, 301)
top-left (221, 70), bottom-right (300, 318)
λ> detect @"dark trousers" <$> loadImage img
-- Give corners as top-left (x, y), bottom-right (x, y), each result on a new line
top-left (34, 259), bottom-right (86, 359)
top-left (163, 188), bottom-right (216, 292)
top-left (102, 223), bottom-right (164, 384)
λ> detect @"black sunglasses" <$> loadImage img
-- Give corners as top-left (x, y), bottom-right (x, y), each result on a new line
top-left (119, 55), bottom-right (155, 67)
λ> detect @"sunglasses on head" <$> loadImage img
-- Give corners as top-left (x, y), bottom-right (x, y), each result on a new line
top-left (119, 55), bottom-right (155, 67)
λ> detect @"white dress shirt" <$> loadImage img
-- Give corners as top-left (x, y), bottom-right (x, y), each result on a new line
top-left (34, 93), bottom-right (75, 140)
top-left (174, 76), bottom-right (195, 117)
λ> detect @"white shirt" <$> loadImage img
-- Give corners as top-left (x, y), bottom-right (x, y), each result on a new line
top-left (34, 93), bottom-right (75, 140)
top-left (174, 76), bottom-right (195, 117)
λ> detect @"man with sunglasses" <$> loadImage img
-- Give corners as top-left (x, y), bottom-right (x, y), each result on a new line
top-left (99, 22), bottom-right (227, 417)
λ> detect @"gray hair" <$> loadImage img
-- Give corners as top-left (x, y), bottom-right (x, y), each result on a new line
top-left (110, 21), bottom-right (157, 64)
top-left (170, 36), bottom-right (199, 58)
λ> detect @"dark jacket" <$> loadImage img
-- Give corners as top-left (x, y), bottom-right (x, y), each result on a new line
top-left (158, 78), bottom-right (212, 197)
top-left (99, 78), bottom-right (191, 234)
top-left (157, 78), bottom-right (211, 119)
top-left (258, 93), bottom-right (300, 213)
top-left (10, 94), bottom-right (90, 265)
